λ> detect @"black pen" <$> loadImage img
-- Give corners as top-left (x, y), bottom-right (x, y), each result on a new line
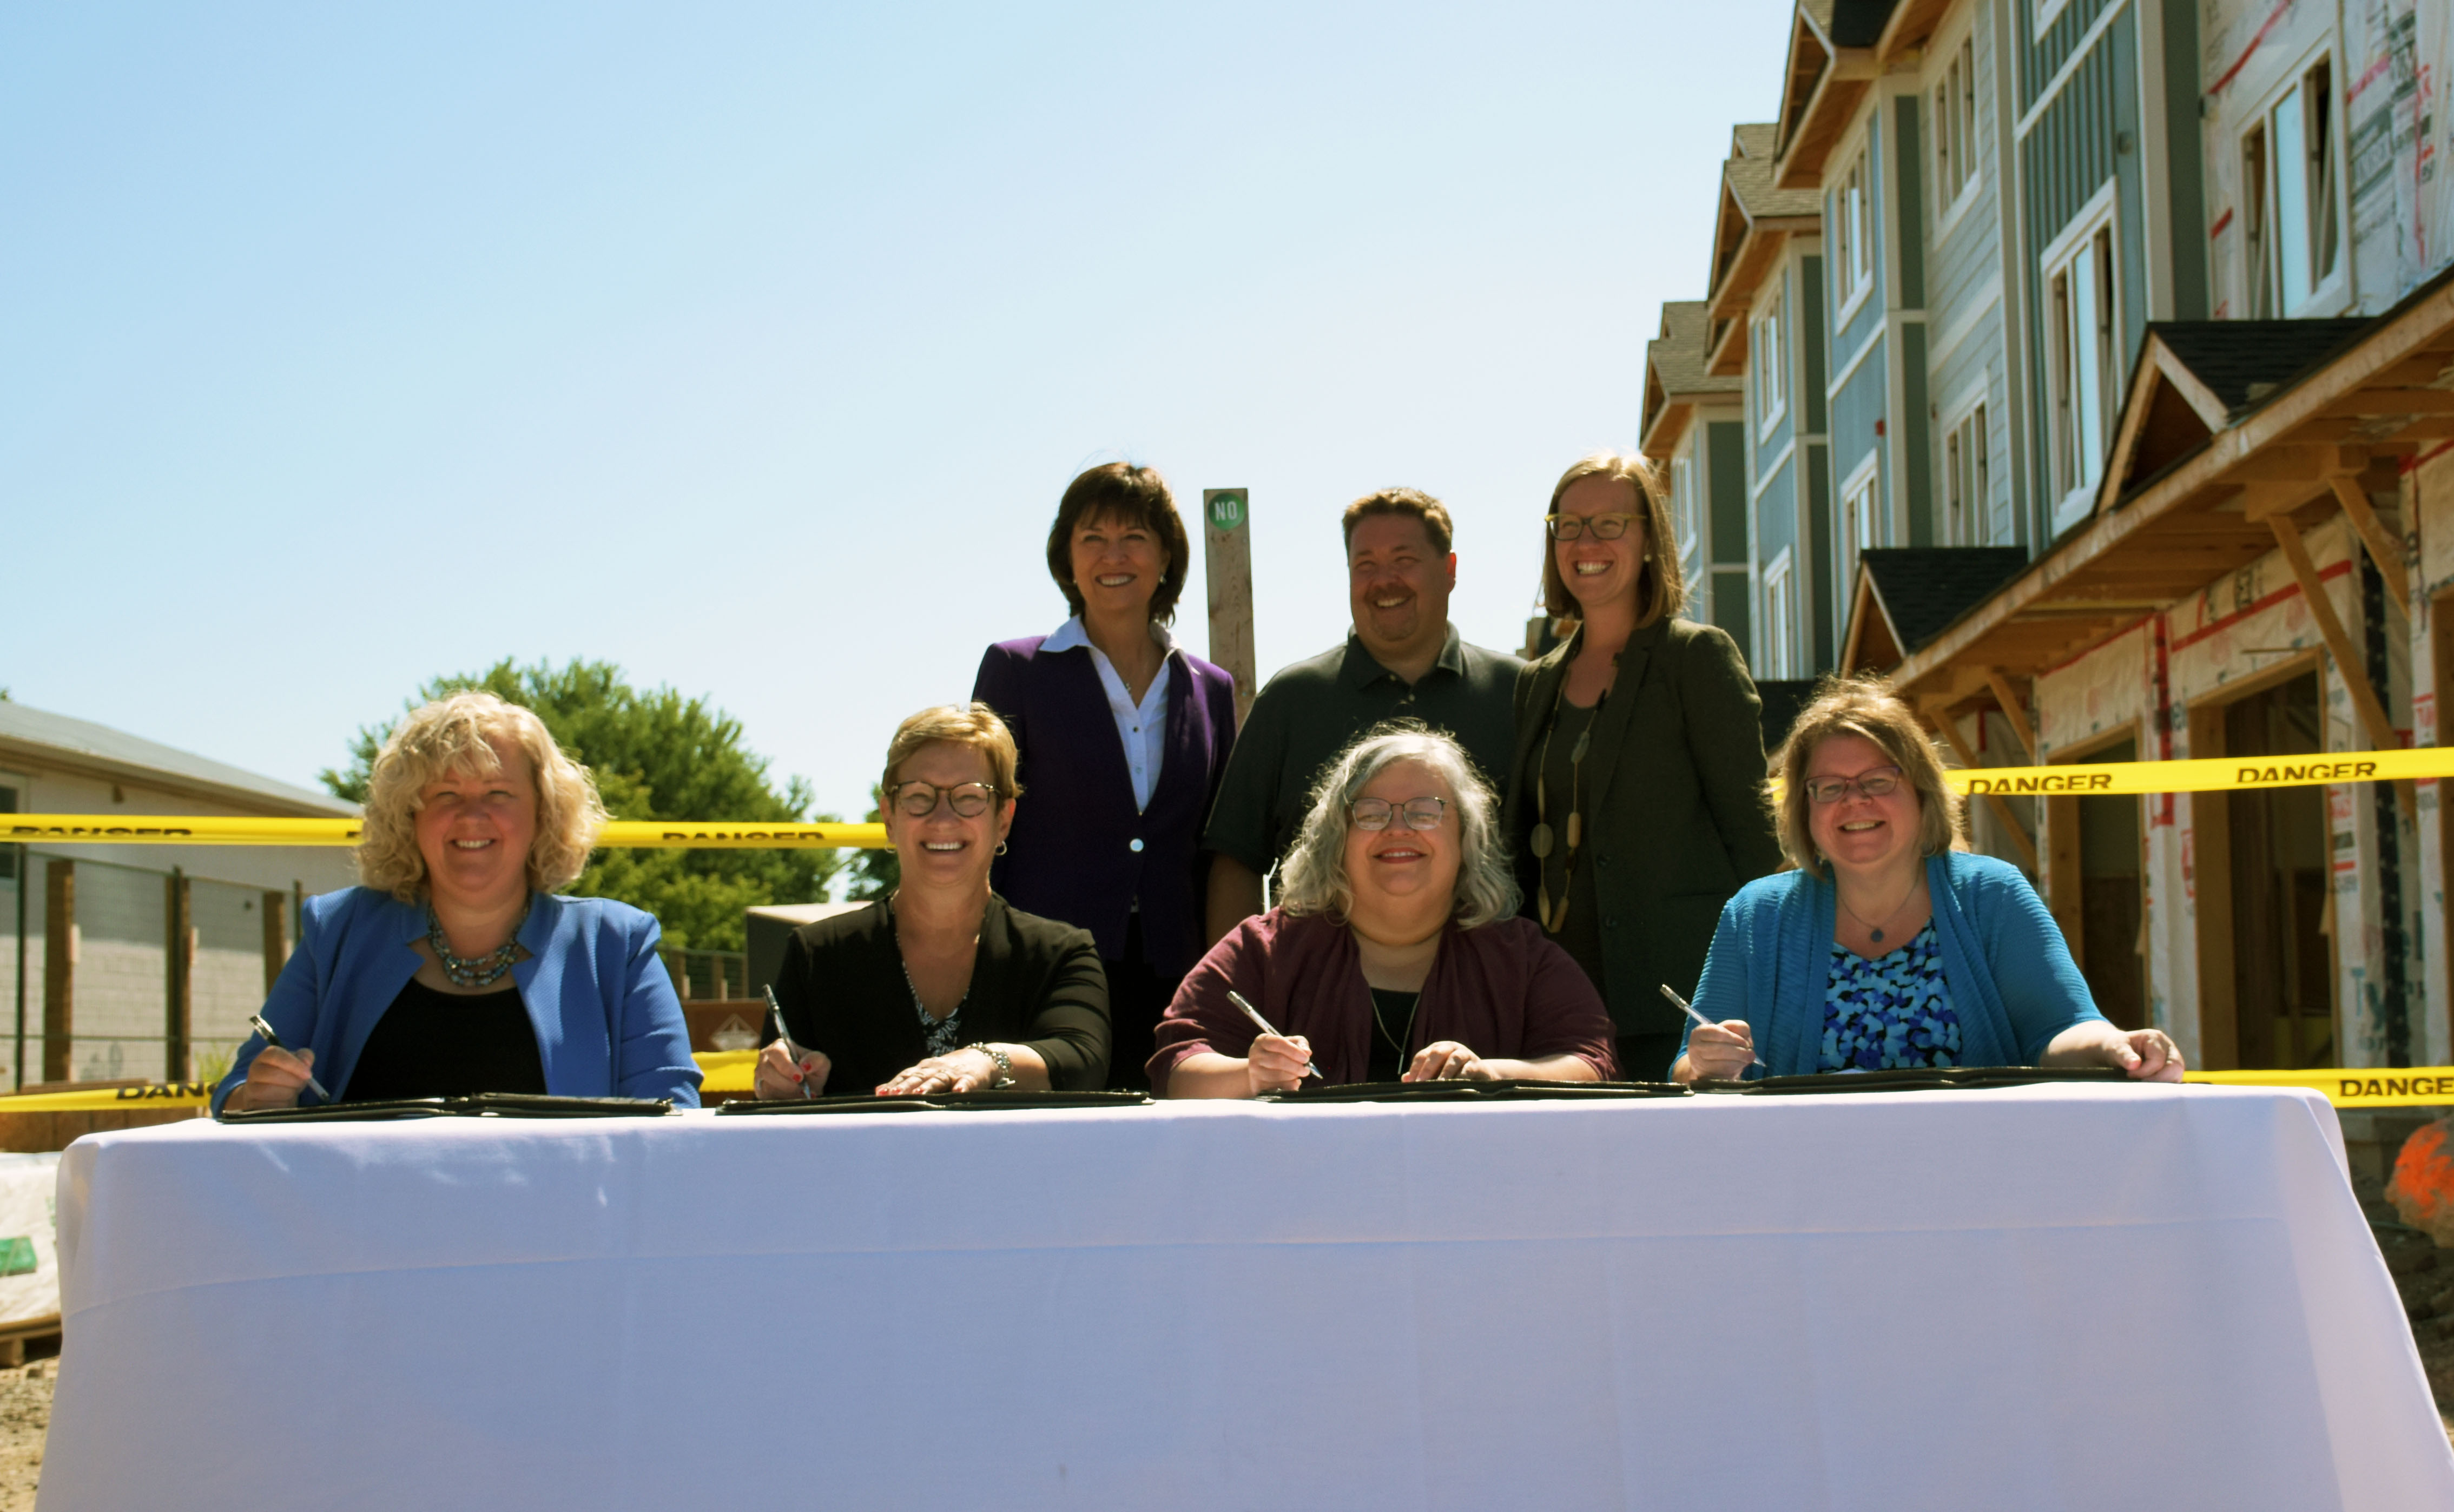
top-left (764, 986), bottom-right (815, 1100)
top-left (246, 1013), bottom-right (333, 1102)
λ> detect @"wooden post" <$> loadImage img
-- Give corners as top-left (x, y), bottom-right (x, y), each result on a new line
top-left (261, 890), bottom-right (291, 995)
top-left (1984, 669), bottom-right (2038, 762)
top-left (1203, 488), bottom-right (1257, 728)
top-left (41, 861), bottom-right (71, 1085)
top-left (1927, 710), bottom-right (2042, 872)
top-left (2268, 516), bottom-right (2414, 821)
top-left (164, 869), bottom-right (193, 1084)
top-left (2327, 476), bottom-right (2411, 620)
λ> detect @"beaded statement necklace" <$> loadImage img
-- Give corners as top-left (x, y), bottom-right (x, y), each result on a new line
top-left (1530, 646), bottom-right (1619, 935)
top-left (425, 900), bottom-right (530, 989)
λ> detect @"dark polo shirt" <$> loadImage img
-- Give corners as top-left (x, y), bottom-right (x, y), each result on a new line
top-left (1201, 625), bottom-right (1523, 878)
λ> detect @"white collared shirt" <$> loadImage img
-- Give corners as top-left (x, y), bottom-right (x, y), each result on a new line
top-left (1045, 615), bottom-right (1173, 813)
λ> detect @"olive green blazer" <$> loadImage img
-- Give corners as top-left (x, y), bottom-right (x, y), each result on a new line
top-left (1501, 615), bottom-right (1784, 1037)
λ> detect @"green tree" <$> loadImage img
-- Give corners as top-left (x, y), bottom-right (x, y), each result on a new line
top-left (845, 785), bottom-right (899, 901)
top-left (323, 659), bottom-right (842, 951)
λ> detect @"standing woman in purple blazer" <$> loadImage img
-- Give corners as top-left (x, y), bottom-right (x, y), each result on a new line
top-left (972, 463), bottom-right (1241, 1090)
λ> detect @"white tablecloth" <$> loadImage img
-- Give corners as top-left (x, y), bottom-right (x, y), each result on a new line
top-left (40, 1085), bottom-right (2454, 1510)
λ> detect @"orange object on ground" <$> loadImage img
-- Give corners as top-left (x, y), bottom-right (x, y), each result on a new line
top-left (2389, 1119), bottom-right (2454, 1246)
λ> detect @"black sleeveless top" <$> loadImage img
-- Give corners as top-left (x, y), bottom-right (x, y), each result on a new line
top-left (343, 979), bottom-right (547, 1101)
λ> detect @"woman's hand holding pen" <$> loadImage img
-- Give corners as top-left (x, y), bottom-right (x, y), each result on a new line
top-left (229, 1045), bottom-right (316, 1112)
top-left (1243, 1032), bottom-right (1312, 1095)
top-left (754, 1041), bottom-right (830, 1099)
top-left (1679, 1021), bottom-right (1758, 1081)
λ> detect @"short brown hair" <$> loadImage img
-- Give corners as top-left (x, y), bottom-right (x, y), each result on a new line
top-left (1044, 463), bottom-right (1190, 625)
top-left (1341, 487), bottom-right (1454, 553)
top-left (1767, 673), bottom-right (1964, 874)
top-left (358, 691), bottom-right (608, 902)
top-left (881, 703), bottom-right (1023, 805)
top-left (1539, 451), bottom-right (1686, 626)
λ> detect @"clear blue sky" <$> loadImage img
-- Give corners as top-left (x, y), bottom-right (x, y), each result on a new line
top-left (4, 2), bottom-right (1789, 843)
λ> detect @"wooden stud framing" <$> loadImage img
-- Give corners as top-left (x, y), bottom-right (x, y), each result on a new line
top-left (41, 861), bottom-right (71, 1085)
top-left (1926, 710), bottom-right (2042, 871)
top-left (261, 890), bottom-right (291, 995)
top-left (2187, 704), bottom-right (2239, 1071)
top-left (1984, 669), bottom-right (2037, 762)
top-left (2266, 516), bottom-right (2400, 751)
top-left (164, 869), bottom-right (192, 1084)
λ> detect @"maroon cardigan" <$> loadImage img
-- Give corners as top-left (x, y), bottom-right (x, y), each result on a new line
top-left (1149, 908), bottom-right (1618, 1092)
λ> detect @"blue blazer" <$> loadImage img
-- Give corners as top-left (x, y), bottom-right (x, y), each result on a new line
top-left (973, 635), bottom-right (1238, 980)
top-left (212, 887), bottom-right (703, 1112)
top-left (1679, 851), bottom-right (2104, 1079)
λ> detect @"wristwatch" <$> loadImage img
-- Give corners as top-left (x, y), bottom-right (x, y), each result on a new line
top-left (966, 1042), bottom-right (1017, 1089)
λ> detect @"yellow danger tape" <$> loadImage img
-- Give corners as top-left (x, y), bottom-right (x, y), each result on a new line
top-left (1947, 746), bottom-right (2454, 797)
top-left (0, 1059), bottom-right (2443, 1111)
top-left (0, 817), bottom-right (889, 849)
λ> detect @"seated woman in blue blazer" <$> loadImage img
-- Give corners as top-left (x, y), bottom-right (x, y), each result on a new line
top-left (1673, 676), bottom-right (2183, 1084)
top-left (214, 692), bottom-right (701, 1111)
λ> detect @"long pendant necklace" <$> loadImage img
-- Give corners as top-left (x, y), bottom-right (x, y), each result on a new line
top-left (1371, 992), bottom-right (1421, 1066)
top-left (1532, 644), bottom-right (1618, 934)
top-left (1838, 877), bottom-right (1920, 946)
top-left (425, 900), bottom-right (530, 989)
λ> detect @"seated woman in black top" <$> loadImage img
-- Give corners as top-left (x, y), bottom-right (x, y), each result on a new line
top-left (756, 704), bottom-right (1110, 1097)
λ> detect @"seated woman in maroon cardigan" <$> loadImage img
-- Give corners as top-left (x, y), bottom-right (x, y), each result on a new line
top-left (1153, 724), bottom-right (1616, 1095)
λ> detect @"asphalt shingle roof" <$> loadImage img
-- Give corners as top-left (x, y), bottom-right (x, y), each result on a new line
top-left (1862, 548), bottom-right (2028, 652)
top-left (2152, 320), bottom-right (2373, 414)
top-left (1648, 301), bottom-right (1740, 397)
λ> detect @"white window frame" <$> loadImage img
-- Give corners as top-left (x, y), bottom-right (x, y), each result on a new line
top-left (1841, 453), bottom-right (1883, 587)
top-left (1752, 282), bottom-right (1789, 439)
top-left (1832, 142), bottom-right (1875, 325)
top-left (2033, 0), bottom-right (2075, 40)
top-left (1761, 548), bottom-right (1796, 679)
top-left (1939, 384), bottom-right (1991, 547)
top-left (0, 770), bottom-right (27, 887)
top-left (1931, 30), bottom-right (1981, 241)
top-left (1671, 449), bottom-right (1700, 577)
top-left (2240, 47), bottom-right (2349, 320)
top-left (2042, 183), bottom-right (2120, 534)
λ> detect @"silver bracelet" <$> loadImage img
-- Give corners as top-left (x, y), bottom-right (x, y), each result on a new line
top-left (965, 1042), bottom-right (1017, 1089)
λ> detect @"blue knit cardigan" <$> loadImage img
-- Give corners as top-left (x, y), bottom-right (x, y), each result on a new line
top-left (1676, 850), bottom-right (2103, 1079)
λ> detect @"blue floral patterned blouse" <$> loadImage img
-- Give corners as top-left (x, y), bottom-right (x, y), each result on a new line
top-left (1820, 920), bottom-right (1961, 1072)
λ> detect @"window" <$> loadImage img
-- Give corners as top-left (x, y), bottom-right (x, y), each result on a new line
top-left (1671, 453), bottom-right (1699, 573)
top-left (1943, 402), bottom-right (1989, 546)
top-left (1752, 286), bottom-right (1787, 433)
top-left (1932, 36), bottom-right (1979, 219)
top-left (1762, 550), bottom-right (1795, 679)
top-left (2243, 57), bottom-right (2342, 317)
top-left (1843, 460), bottom-right (1882, 562)
top-left (1833, 148), bottom-right (1872, 309)
top-left (2046, 208), bottom-right (2117, 523)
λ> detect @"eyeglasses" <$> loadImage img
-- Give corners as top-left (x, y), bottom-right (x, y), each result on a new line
top-left (1350, 796), bottom-right (1448, 831)
top-left (1802, 766), bottom-right (1904, 805)
top-left (890, 780), bottom-right (999, 818)
top-left (1545, 512), bottom-right (1642, 542)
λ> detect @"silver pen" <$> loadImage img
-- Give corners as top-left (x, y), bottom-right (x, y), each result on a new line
top-left (1660, 984), bottom-right (1766, 1069)
top-left (1225, 989), bottom-right (1323, 1083)
top-left (763, 986), bottom-right (815, 1099)
top-left (245, 1014), bottom-right (333, 1103)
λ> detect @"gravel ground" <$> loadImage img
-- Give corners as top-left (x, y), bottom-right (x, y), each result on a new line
top-left (0, 1359), bottom-right (54, 1512)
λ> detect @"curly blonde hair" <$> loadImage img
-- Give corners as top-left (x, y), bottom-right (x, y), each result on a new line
top-left (358, 692), bottom-right (608, 901)
top-left (1276, 723), bottom-right (1519, 929)
top-left (1768, 673), bottom-right (1965, 875)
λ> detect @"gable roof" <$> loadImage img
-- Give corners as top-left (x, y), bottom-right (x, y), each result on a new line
top-left (1841, 547), bottom-right (2028, 671)
top-left (0, 700), bottom-right (355, 817)
top-left (1772, 0), bottom-right (1889, 189)
top-left (1704, 125), bottom-right (1824, 374)
top-left (2100, 319), bottom-right (2374, 510)
top-left (1642, 300), bottom-right (1742, 455)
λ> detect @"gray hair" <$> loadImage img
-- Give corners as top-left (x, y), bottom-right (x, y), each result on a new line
top-left (1276, 722), bottom-right (1520, 929)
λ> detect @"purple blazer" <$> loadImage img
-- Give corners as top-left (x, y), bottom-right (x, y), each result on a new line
top-left (973, 634), bottom-right (1239, 980)
top-left (1150, 908), bottom-right (1619, 1091)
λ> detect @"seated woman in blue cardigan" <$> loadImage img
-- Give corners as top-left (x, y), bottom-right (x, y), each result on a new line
top-left (215, 692), bottom-right (701, 1111)
top-left (1673, 676), bottom-right (2183, 1084)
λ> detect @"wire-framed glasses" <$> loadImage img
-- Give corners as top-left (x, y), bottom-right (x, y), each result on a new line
top-left (1545, 512), bottom-right (1642, 541)
top-left (890, 780), bottom-right (998, 818)
top-left (1350, 796), bottom-right (1448, 831)
top-left (1802, 766), bottom-right (1904, 805)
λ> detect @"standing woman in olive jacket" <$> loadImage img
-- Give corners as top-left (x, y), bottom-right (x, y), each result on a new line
top-left (1502, 451), bottom-right (1784, 1080)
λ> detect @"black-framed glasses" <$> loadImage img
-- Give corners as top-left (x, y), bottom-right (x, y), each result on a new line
top-left (1350, 796), bottom-right (1448, 831)
top-left (1802, 766), bottom-right (1904, 805)
top-left (890, 780), bottom-right (999, 819)
top-left (1545, 512), bottom-right (1642, 542)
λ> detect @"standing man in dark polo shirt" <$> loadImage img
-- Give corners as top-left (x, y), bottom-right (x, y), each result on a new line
top-left (1202, 486), bottom-right (1523, 942)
